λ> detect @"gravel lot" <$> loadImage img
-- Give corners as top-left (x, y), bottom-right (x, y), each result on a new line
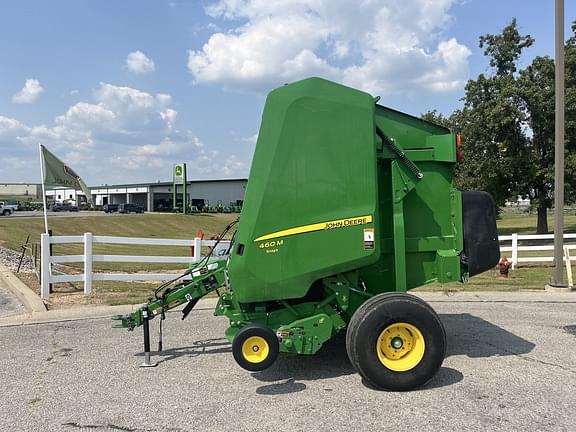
top-left (1, 295), bottom-right (576, 431)
top-left (0, 245), bottom-right (34, 273)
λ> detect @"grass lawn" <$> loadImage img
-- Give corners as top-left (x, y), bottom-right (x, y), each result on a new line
top-left (497, 210), bottom-right (576, 235)
top-left (414, 266), bottom-right (556, 293)
top-left (0, 209), bottom-right (574, 306)
top-left (0, 212), bottom-right (237, 307)
top-left (0, 212), bottom-right (237, 272)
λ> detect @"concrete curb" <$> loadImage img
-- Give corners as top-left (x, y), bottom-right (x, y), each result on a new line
top-left (545, 284), bottom-right (573, 293)
top-left (414, 291), bottom-right (576, 303)
top-left (0, 263), bottom-right (46, 313)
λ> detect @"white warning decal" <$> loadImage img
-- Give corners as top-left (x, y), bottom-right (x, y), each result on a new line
top-left (364, 228), bottom-right (374, 250)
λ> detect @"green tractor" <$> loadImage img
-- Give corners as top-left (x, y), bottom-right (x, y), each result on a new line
top-left (114, 78), bottom-right (499, 391)
top-left (203, 201), bottom-right (218, 213)
top-left (187, 205), bottom-right (200, 214)
top-left (230, 201), bottom-right (242, 213)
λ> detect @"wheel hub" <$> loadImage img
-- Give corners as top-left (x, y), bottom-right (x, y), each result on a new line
top-left (242, 336), bottom-right (269, 363)
top-left (376, 322), bottom-right (425, 372)
top-left (391, 336), bottom-right (403, 349)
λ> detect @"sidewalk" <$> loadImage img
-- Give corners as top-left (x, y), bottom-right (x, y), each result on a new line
top-left (416, 290), bottom-right (576, 303)
top-left (0, 263), bottom-right (46, 314)
top-left (0, 298), bottom-right (219, 327)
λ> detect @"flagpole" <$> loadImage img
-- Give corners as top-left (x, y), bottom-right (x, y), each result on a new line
top-left (38, 143), bottom-right (49, 234)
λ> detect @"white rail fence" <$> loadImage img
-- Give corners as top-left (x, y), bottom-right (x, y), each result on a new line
top-left (40, 233), bottom-right (230, 300)
top-left (498, 233), bottom-right (576, 270)
top-left (40, 232), bottom-right (576, 299)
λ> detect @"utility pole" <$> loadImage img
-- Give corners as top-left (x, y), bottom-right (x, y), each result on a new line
top-left (548, 0), bottom-right (569, 291)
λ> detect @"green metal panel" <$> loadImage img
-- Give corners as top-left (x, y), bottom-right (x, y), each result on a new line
top-left (228, 78), bottom-right (380, 303)
top-left (359, 103), bottom-right (462, 294)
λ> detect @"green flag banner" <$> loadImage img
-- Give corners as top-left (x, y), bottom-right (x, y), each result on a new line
top-left (41, 145), bottom-right (93, 206)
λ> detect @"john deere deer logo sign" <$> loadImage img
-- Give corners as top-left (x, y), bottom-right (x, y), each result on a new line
top-left (173, 164), bottom-right (185, 184)
top-left (173, 163), bottom-right (187, 213)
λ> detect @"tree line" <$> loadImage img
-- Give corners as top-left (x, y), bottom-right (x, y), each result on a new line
top-left (423, 19), bottom-right (576, 234)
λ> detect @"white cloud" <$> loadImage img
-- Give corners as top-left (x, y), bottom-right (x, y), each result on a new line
top-left (128, 138), bottom-right (183, 157)
top-left (12, 79), bottom-right (44, 103)
top-left (0, 116), bottom-right (30, 136)
top-left (125, 50), bottom-right (156, 74)
top-left (56, 102), bottom-right (116, 132)
top-left (0, 83), bottom-right (244, 184)
top-left (0, 116), bottom-right (31, 150)
top-left (242, 133), bottom-right (258, 144)
top-left (221, 154), bottom-right (245, 176)
top-left (160, 109), bottom-right (178, 129)
top-left (188, 0), bottom-right (471, 95)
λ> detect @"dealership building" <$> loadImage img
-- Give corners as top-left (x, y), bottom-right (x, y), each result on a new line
top-left (43, 179), bottom-right (247, 211)
top-left (0, 183), bottom-right (42, 198)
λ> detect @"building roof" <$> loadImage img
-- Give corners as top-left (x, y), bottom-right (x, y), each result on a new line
top-left (90, 178), bottom-right (247, 189)
top-left (34, 178), bottom-right (248, 190)
top-left (0, 182), bottom-right (41, 186)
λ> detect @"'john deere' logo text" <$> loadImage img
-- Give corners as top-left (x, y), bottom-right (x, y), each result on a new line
top-left (324, 216), bottom-right (368, 230)
top-left (64, 164), bottom-right (79, 178)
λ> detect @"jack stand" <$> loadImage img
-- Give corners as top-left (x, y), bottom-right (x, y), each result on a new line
top-left (139, 308), bottom-right (158, 368)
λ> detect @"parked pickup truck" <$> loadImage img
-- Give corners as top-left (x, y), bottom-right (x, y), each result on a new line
top-left (0, 201), bottom-right (18, 216)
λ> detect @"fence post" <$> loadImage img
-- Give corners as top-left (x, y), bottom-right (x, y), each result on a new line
top-left (84, 232), bottom-right (93, 295)
top-left (564, 246), bottom-right (573, 288)
top-left (40, 233), bottom-right (50, 300)
top-left (193, 237), bottom-right (202, 262)
top-left (511, 233), bottom-right (518, 270)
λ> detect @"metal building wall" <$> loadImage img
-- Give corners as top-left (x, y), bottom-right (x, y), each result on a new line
top-left (187, 181), bottom-right (247, 206)
top-left (0, 183), bottom-right (41, 197)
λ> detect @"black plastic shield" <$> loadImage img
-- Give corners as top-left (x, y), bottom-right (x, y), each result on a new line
top-left (462, 191), bottom-right (500, 277)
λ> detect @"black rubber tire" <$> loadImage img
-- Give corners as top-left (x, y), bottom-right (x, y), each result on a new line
top-left (232, 325), bottom-right (279, 372)
top-left (346, 293), bottom-right (446, 391)
top-left (2, 210), bottom-right (10, 216)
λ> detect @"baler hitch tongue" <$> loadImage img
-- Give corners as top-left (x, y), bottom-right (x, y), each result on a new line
top-left (111, 314), bottom-right (136, 330)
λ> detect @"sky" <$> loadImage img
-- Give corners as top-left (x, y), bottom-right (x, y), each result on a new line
top-left (0, 0), bottom-right (575, 186)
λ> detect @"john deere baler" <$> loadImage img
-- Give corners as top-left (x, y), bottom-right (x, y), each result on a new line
top-left (114, 77), bottom-right (499, 391)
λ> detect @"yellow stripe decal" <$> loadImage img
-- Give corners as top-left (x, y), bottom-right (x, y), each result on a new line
top-left (254, 215), bottom-right (373, 242)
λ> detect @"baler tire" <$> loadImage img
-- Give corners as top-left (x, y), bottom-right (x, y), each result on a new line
top-left (232, 325), bottom-right (279, 372)
top-left (346, 293), bottom-right (446, 391)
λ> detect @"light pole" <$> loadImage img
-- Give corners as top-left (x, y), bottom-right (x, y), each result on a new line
top-left (548, 0), bottom-right (568, 291)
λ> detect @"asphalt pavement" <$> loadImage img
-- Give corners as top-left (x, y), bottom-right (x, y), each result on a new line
top-left (1, 294), bottom-right (576, 431)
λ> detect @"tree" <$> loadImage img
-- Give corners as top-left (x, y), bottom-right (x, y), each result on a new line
top-left (423, 19), bottom-right (576, 234)
top-left (479, 18), bottom-right (535, 76)
top-left (517, 56), bottom-right (555, 233)
top-left (563, 22), bottom-right (576, 205)
top-left (514, 24), bottom-right (576, 233)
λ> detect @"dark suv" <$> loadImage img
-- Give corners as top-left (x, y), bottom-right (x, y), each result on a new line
top-left (51, 203), bottom-right (79, 212)
top-left (118, 203), bottom-right (144, 214)
top-left (104, 203), bottom-right (119, 213)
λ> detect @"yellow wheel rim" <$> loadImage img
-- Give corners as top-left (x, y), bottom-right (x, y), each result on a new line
top-left (376, 322), bottom-right (425, 372)
top-left (241, 336), bottom-right (270, 364)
